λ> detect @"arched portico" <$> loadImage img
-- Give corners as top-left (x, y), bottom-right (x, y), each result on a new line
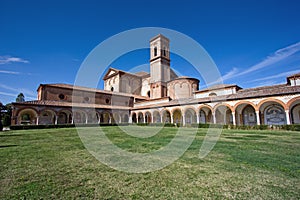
top-left (17, 108), bottom-right (38, 125)
top-left (288, 97), bottom-right (300, 124)
top-left (145, 111), bottom-right (152, 123)
top-left (152, 110), bottom-right (161, 123)
top-left (39, 109), bottom-right (56, 125)
top-left (184, 108), bottom-right (197, 125)
top-left (259, 101), bottom-right (287, 125)
top-left (214, 105), bottom-right (233, 125)
top-left (235, 103), bottom-right (257, 126)
top-left (199, 105), bottom-right (213, 123)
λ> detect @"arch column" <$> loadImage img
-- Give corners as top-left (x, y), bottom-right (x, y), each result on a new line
top-left (196, 112), bottom-right (200, 124)
top-left (129, 113), bottom-right (133, 123)
top-left (212, 112), bottom-right (216, 124)
top-left (182, 113), bottom-right (186, 126)
top-left (170, 113), bottom-right (174, 124)
top-left (255, 111), bottom-right (260, 125)
top-left (285, 110), bottom-right (291, 125)
top-left (231, 112), bottom-right (236, 125)
top-left (151, 113), bottom-right (154, 124)
top-left (36, 117), bottom-right (39, 125)
top-left (55, 115), bottom-right (58, 125)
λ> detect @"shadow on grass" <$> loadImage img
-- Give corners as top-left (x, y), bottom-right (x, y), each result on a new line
top-left (0, 144), bottom-right (18, 148)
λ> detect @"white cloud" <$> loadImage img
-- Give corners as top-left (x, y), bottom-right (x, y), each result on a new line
top-left (0, 83), bottom-right (36, 99)
top-left (0, 70), bottom-right (21, 75)
top-left (0, 56), bottom-right (29, 65)
top-left (0, 91), bottom-right (17, 97)
top-left (248, 69), bottom-right (300, 83)
top-left (219, 41), bottom-right (300, 81)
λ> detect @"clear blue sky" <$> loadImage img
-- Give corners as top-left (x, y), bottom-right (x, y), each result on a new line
top-left (1, 0), bottom-right (300, 104)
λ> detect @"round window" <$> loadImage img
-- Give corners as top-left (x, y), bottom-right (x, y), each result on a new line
top-left (84, 97), bottom-right (90, 102)
top-left (105, 98), bottom-right (110, 104)
top-left (58, 94), bottom-right (65, 100)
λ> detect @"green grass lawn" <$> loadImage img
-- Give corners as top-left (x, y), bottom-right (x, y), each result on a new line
top-left (0, 126), bottom-right (299, 199)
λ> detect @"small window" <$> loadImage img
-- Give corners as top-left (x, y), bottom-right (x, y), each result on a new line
top-left (163, 47), bottom-right (166, 56)
top-left (209, 92), bottom-right (217, 97)
top-left (111, 87), bottom-right (114, 92)
top-left (105, 98), bottom-right (110, 104)
top-left (147, 91), bottom-right (150, 97)
top-left (154, 47), bottom-right (157, 57)
top-left (84, 97), bottom-right (90, 102)
top-left (59, 94), bottom-right (65, 100)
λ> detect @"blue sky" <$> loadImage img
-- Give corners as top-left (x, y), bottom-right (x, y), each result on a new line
top-left (0, 0), bottom-right (300, 104)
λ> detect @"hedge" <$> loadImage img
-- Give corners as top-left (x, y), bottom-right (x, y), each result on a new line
top-left (9, 123), bottom-right (300, 131)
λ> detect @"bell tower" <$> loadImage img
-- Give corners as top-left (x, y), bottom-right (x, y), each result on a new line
top-left (150, 34), bottom-right (170, 99)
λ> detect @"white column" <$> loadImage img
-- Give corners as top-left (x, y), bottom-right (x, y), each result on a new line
top-left (151, 113), bottom-right (154, 123)
top-left (196, 113), bottom-right (200, 124)
top-left (182, 114), bottom-right (186, 126)
top-left (285, 110), bottom-right (291, 125)
top-left (232, 112), bottom-right (236, 126)
top-left (143, 114), bottom-right (146, 123)
top-left (255, 111), bottom-right (260, 125)
top-left (161, 114), bottom-right (163, 123)
top-left (85, 115), bottom-right (88, 124)
top-left (36, 117), bottom-right (39, 125)
top-left (170, 113), bottom-right (173, 124)
top-left (129, 113), bottom-right (132, 123)
top-left (71, 115), bottom-right (74, 124)
top-left (55, 115), bottom-right (58, 125)
top-left (212, 112), bottom-right (216, 124)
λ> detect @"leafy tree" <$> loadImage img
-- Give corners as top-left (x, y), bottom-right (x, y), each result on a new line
top-left (16, 93), bottom-right (25, 102)
top-left (0, 102), bottom-right (3, 131)
top-left (2, 103), bottom-right (12, 126)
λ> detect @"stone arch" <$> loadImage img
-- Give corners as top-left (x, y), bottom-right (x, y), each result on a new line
top-left (138, 112), bottom-right (144, 123)
top-left (152, 110), bottom-right (161, 123)
top-left (259, 101), bottom-right (286, 125)
top-left (233, 101), bottom-right (258, 111)
top-left (257, 98), bottom-right (287, 110)
top-left (213, 103), bottom-right (234, 113)
top-left (101, 111), bottom-right (111, 124)
top-left (112, 112), bottom-right (121, 123)
top-left (234, 103), bottom-right (257, 126)
top-left (39, 109), bottom-right (56, 125)
top-left (287, 97), bottom-right (300, 124)
top-left (198, 105), bottom-right (212, 124)
top-left (73, 110), bottom-right (87, 124)
top-left (214, 104), bottom-right (233, 125)
top-left (17, 108), bottom-right (38, 125)
top-left (57, 109), bottom-right (72, 124)
top-left (131, 112), bottom-right (137, 123)
top-left (172, 108), bottom-right (182, 124)
top-left (184, 108), bottom-right (197, 124)
top-left (122, 113), bottom-right (129, 123)
top-left (145, 111), bottom-right (152, 123)
top-left (161, 109), bottom-right (171, 123)
top-left (87, 110), bottom-right (100, 123)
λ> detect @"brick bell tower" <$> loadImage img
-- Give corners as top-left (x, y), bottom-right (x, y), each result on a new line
top-left (150, 34), bottom-right (170, 99)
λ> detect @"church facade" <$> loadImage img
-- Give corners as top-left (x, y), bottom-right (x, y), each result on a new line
top-left (11, 34), bottom-right (300, 126)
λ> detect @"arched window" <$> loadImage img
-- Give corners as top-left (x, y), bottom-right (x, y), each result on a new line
top-left (147, 91), bottom-right (150, 98)
top-left (154, 47), bottom-right (157, 57)
top-left (111, 87), bottom-right (114, 92)
top-left (163, 47), bottom-right (166, 56)
top-left (209, 92), bottom-right (217, 97)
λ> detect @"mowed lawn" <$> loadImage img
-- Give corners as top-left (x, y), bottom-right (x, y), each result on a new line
top-left (0, 126), bottom-right (299, 199)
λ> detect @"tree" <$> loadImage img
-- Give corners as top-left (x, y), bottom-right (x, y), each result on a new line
top-left (0, 102), bottom-right (3, 131)
top-left (16, 93), bottom-right (25, 102)
top-left (2, 103), bottom-right (12, 127)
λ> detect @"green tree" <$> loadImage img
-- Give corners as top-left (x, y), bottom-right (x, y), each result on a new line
top-left (2, 103), bottom-right (12, 126)
top-left (16, 93), bottom-right (25, 102)
top-left (0, 102), bottom-right (3, 131)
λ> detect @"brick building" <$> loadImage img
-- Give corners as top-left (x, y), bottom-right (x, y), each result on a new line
top-left (12, 35), bottom-right (300, 126)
